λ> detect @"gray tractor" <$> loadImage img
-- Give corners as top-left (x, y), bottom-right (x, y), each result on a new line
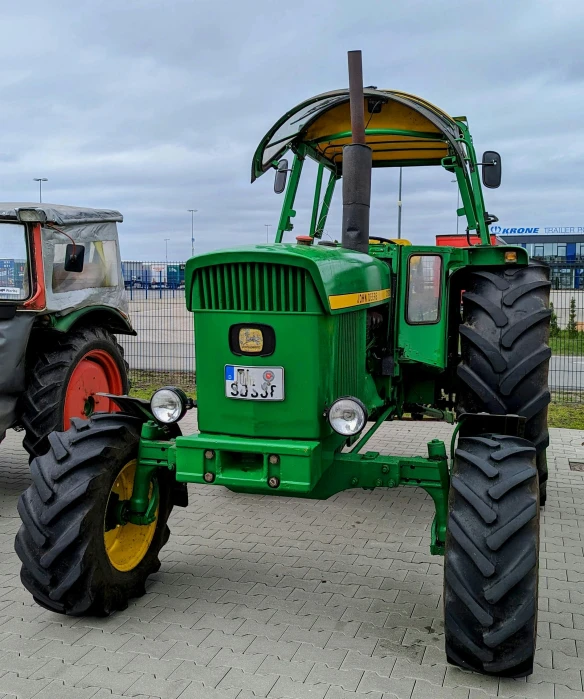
top-left (0, 203), bottom-right (133, 458)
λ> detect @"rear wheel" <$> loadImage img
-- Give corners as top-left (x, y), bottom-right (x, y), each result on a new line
top-left (20, 326), bottom-right (129, 459)
top-left (444, 434), bottom-right (539, 676)
top-left (15, 413), bottom-right (173, 616)
top-left (457, 262), bottom-right (551, 504)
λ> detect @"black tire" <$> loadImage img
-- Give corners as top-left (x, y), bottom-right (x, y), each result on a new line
top-left (457, 262), bottom-right (551, 504)
top-left (15, 413), bottom-right (173, 616)
top-left (444, 434), bottom-right (539, 677)
top-left (20, 326), bottom-right (129, 459)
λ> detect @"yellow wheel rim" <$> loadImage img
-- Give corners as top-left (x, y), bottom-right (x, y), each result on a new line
top-left (103, 459), bottom-right (158, 572)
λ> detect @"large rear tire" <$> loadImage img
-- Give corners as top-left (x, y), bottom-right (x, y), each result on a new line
top-left (444, 434), bottom-right (539, 676)
top-left (457, 262), bottom-right (551, 504)
top-left (15, 413), bottom-right (173, 616)
top-left (20, 326), bottom-right (129, 459)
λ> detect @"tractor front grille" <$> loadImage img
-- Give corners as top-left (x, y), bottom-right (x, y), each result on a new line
top-left (192, 263), bottom-right (310, 312)
top-left (335, 310), bottom-right (364, 397)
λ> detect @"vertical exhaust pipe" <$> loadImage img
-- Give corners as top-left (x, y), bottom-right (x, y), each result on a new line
top-left (341, 50), bottom-right (372, 253)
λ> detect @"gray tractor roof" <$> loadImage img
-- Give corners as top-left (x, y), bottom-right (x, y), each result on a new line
top-left (0, 203), bottom-right (123, 226)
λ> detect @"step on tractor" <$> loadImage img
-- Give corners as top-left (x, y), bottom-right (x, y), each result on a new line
top-left (16, 52), bottom-right (550, 677)
top-left (0, 204), bottom-right (132, 458)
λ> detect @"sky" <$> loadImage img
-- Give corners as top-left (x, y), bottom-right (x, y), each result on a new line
top-left (0, 0), bottom-right (582, 261)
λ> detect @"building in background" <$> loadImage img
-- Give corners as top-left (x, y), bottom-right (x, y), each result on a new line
top-left (436, 226), bottom-right (584, 289)
top-left (496, 230), bottom-right (584, 289)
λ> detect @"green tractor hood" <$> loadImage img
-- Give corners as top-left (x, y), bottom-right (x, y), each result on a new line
top-left (185, 244), bottom-right (391, 315)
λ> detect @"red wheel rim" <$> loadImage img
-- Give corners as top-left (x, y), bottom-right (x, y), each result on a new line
top-left (63, 349), bottom-right (124, 428)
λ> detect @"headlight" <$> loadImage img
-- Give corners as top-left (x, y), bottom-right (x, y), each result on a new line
top-left (151, 387), bottom-right (187, 424)
top-left (327, 397), bottom-right (367, 436)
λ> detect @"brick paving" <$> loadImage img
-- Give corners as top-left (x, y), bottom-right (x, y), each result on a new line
top-left (0, 416), bottom-right (583, 699)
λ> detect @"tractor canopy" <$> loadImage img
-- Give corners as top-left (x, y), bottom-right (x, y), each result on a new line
top-left (252, 89), bottom-right (497, 244)
top-left (0, 203), bottom-right (128, 318)
top-left (252, 89), bottom-right (467, 180)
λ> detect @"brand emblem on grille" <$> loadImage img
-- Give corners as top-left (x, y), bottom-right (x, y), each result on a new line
top-left (239, 328), bottom-right (263, 353)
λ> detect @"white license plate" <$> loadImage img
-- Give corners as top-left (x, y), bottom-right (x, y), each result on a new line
top-left (225, 365), bottom-right (284, 401)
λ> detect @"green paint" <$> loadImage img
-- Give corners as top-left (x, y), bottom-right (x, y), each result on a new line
top-left (315, 171), bottom-right (338, 239)
top-left (50, 306), bottom-right (135, 335)
top-left (129, 87), bottom-right (536, 560)
top-left (276, 151), bottom-right (304, 243)
top-left (309, 163), bottom-right (324, 238)
top-left (185, 244), bottom-right (391, 315)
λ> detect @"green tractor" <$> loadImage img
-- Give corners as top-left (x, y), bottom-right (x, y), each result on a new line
top-left (16, 52), bottom-right (550, 677)
top-left (0, 204), bottom-right (132, 458)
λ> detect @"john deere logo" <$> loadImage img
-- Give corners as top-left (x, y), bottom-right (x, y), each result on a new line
top-left (239, 328), bottom-right (263, 353)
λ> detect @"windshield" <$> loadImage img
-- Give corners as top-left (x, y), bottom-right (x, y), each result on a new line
top-left (0, 223), bottom-right (30, 302)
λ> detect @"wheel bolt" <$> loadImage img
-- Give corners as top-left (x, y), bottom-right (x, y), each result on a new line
top-left (203, 472), bottom-right (215, 483)
top-left (268, 477), bottom-right (280, 488)
top-left (375, 478), bottom-right (382, 487)
top-left (268, 454), bottom-right (279, 465)
top-left (381, 465), bottom-right (389, 474)
top-left (204, 450), bottom-right (215, 460)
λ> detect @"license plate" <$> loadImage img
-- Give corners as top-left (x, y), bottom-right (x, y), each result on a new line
top-left (225, 365), bottom-right (284, 401)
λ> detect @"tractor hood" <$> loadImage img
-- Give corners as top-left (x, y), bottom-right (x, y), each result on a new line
top-left (0, 311), bottom-right (34, 440)
top-left (185, 243), bottom-right (391, 314)
top-left (252, 89), bottom-right (467, 181)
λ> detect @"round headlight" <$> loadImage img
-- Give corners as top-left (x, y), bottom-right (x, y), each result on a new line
top-left (327, 397), bottom-right (367, 436)
top-left (151, 387), bottom-right (187, 424)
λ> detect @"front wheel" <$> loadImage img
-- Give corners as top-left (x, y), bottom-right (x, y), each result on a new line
top-left (15, 413), bottom-right (173, 616)
top-left (444, 433), bottom-right (539, 676)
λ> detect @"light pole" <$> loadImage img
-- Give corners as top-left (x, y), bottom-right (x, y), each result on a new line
top-left (397, 167), bottom-right (403, 239)
top-left (33, 178), bottom-right (48, 203)
top-left (188, 209), bottom-right (198, 257)
top-left (265, 224), bottom-right (271, 243)
top-left (164, 238), bottom-right (170, 263)
top-left (451, 179), bottom-right (460, 234)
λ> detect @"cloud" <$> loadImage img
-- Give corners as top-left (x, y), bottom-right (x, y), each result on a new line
top-left (0, 0), bottom-right (582, 259)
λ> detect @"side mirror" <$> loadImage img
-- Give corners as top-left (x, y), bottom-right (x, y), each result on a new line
top-left (274, 159), bottom-right (289, 194)
top-left (64, 244), bottom-right (85, 273)
top-left (482, 151), bottom-right (501, 189)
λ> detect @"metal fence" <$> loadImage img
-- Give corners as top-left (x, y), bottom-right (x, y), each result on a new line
top-left (119, 261), bottom-right (584, 404)
top-left (119, 262), bottom-right (195, 397)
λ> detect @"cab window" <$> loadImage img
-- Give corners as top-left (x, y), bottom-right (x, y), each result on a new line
top-left (0, 223), bottom-right (30, 302)
top-left (407, 254), bottom-right (442, 324)
top-left (52, 240), bottom-right (118, 293)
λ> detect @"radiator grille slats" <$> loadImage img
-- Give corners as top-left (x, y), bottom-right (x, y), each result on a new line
top-left (193, 263), bottom-right (310, 312)
top-left (335, 311), bottom-right (361, 397)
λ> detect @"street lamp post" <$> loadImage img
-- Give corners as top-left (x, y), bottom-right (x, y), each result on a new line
top-left (188, 209), bottom-right (198, 257)
top-left (265, 224), bottom-right (271, 243)
top-left (397, 167), bottom-right (403, 239)
top-left (33, 178), bottom-right (48, 203)
top-left (164, 238), bottom-right (170, 263)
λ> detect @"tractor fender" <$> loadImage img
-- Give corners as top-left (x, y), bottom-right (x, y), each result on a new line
top-left (50, 305), bottom-right (136, 336)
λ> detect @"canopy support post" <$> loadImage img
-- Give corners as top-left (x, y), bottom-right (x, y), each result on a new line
top-left (275, 151), bottom-right (304, 243)
top-left (309, 163), bottom-right (324, 238)
top-left (314, 171), bottom-right (337, 239)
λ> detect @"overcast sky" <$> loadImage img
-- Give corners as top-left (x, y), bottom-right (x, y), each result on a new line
top-left (0, 0), bottom-right (582, 260)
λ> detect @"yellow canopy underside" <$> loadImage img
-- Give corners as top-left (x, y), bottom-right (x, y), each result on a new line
top-left (304, 98), bottom-right (450, 164)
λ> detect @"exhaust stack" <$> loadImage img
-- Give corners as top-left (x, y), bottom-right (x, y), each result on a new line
top-left (341, 50), bottom-right (372, 253)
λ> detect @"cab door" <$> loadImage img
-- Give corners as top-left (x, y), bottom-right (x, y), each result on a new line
top-left (397, 247), bottom-right (448, 368)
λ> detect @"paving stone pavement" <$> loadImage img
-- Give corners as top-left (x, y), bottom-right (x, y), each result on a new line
top-left (0, 416), bottom-right (584, 699)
